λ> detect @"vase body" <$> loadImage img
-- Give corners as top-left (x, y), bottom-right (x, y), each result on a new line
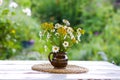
top-left (48, 52), bottom-right (68, 69)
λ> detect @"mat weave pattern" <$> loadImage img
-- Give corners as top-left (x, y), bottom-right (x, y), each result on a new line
top-left (32, 63), bottom-right (88, 74)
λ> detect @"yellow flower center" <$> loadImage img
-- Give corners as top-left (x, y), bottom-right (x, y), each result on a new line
top-left (65, 43), bottom-right (67, 45)
top-left (54, 47), bottom-right (58, 50)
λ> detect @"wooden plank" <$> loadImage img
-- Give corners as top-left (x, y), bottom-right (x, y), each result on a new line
top-left (0, 74), bottom-right (120, 80)
top-left (0, 62), bottom-right (120, 71)
top-left (0, 70), bottom-right (44, 74)
top-left (0, 61), bottom-right (120, 79)
top-left (0, 64), bottom-right (119, 71)
top-left (0, 69), bottom-right (120, 74)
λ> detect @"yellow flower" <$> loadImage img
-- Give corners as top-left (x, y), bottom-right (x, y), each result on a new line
top-left (41, 22), bottom-right (54, 31)
top-left (40, 19), bottom-right (84, 52)
top-left (57, 27), bottom-right (67, 35)
top-left (48, 23), bottom-right (54, 30)
top-left (72, 38), bottom-right (76, 43)
top-left (80, 30), bottom-right (85, 34)
top-left (77, 28), bottom-right (85, 35)
top-left (11, 29), bottom-right (16, 34)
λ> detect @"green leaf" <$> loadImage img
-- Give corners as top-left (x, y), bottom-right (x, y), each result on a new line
top-left (2, 9), bottom-right (10, 15)
top-left (11, 12), bottom-right (16, 15)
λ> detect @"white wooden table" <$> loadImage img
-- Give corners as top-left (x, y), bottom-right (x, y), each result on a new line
top-left (0, 60), bottom-right (120, 80)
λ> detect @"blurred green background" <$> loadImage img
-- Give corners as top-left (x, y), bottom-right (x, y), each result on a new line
top-left (0, 0), bottom-right (120, 65)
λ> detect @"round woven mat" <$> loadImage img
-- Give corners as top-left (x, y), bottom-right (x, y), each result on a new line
top-left (32, 63), bottom-right (88, 74)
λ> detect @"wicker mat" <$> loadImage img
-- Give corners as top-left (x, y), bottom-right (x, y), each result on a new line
top-left (32, 63), bottom-right (88, 74)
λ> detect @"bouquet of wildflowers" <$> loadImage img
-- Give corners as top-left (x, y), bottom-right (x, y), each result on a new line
top-left (39, 19), bottom-right (84, 53)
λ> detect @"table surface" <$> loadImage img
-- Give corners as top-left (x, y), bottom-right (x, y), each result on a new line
top-left (0, 60), bottom-right (120, 80)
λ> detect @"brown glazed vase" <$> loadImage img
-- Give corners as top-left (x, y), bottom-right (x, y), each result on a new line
top-left (48, 52), bottom-right (68, 69)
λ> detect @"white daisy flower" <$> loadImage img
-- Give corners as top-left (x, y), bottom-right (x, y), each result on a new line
top-left (70, 34), bottom-right (75, 39)
top-left (9, 2), bottom-right (18, 8)
top-left (77, 28), bottom-right (81, 31)
top-left (23, 8), bottom-right (31, 16)
top-left (67, 27), bottom-right (73, 34)
top-left (55, 33), bottom-right (59, 36)
top-left (77, 35), bottom-right (81, 41)
top-left (52, 46), bottom-right (59, 53)
top-left (51, 29), bottom-right (55, 32)
top-left (62, 19), bottom-right (70, 26)
top-left (64, 26), bottom-right (68, 29)
top-left (55, 23), bottom-right (62, 29)
top-left (77, 28), bottom-right (82, 35)
top-left (0, 0), bottom-right (3, 6)
top-left (63, 41), bottom-right (69, 48)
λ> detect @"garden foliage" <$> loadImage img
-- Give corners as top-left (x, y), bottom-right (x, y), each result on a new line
top-left (31, 0), bottom-right (120, 65)
top-left (0, 0), bottom-right (39, 59)
top-left (0, 0), bottom-right (120, 65)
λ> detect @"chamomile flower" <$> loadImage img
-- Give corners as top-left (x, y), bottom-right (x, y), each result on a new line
top-left (40, 19), bottom-right (84, 53)
top-left (77, 28), bottom-right (85, 35)
top-left (9, 2), bottom-right (18, 8)
top-left (67, 27), bottom-right (74, 34)
top-left (64, 26), bottom-right (68, 29)
top-left (55, 23), bottom-right (62, 29)
top-left (0, 0), bottom-right (3, 6)
top-left (52, 46), bottom-right (59, 53)
top-left (62, 19), bottom-right (70, 26)
top-left (55, 33), bottom-right (59, 36)
top-left (77, 34), bottom-right (81, 41)
top-left (63, 41), bottom-right (69, 48)
top-left (77, 28), bottom-right (81, 34)
top-left (70, 34), bottom-right (75, 39)
top-left (51, 29), bottom-right (55, 32)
